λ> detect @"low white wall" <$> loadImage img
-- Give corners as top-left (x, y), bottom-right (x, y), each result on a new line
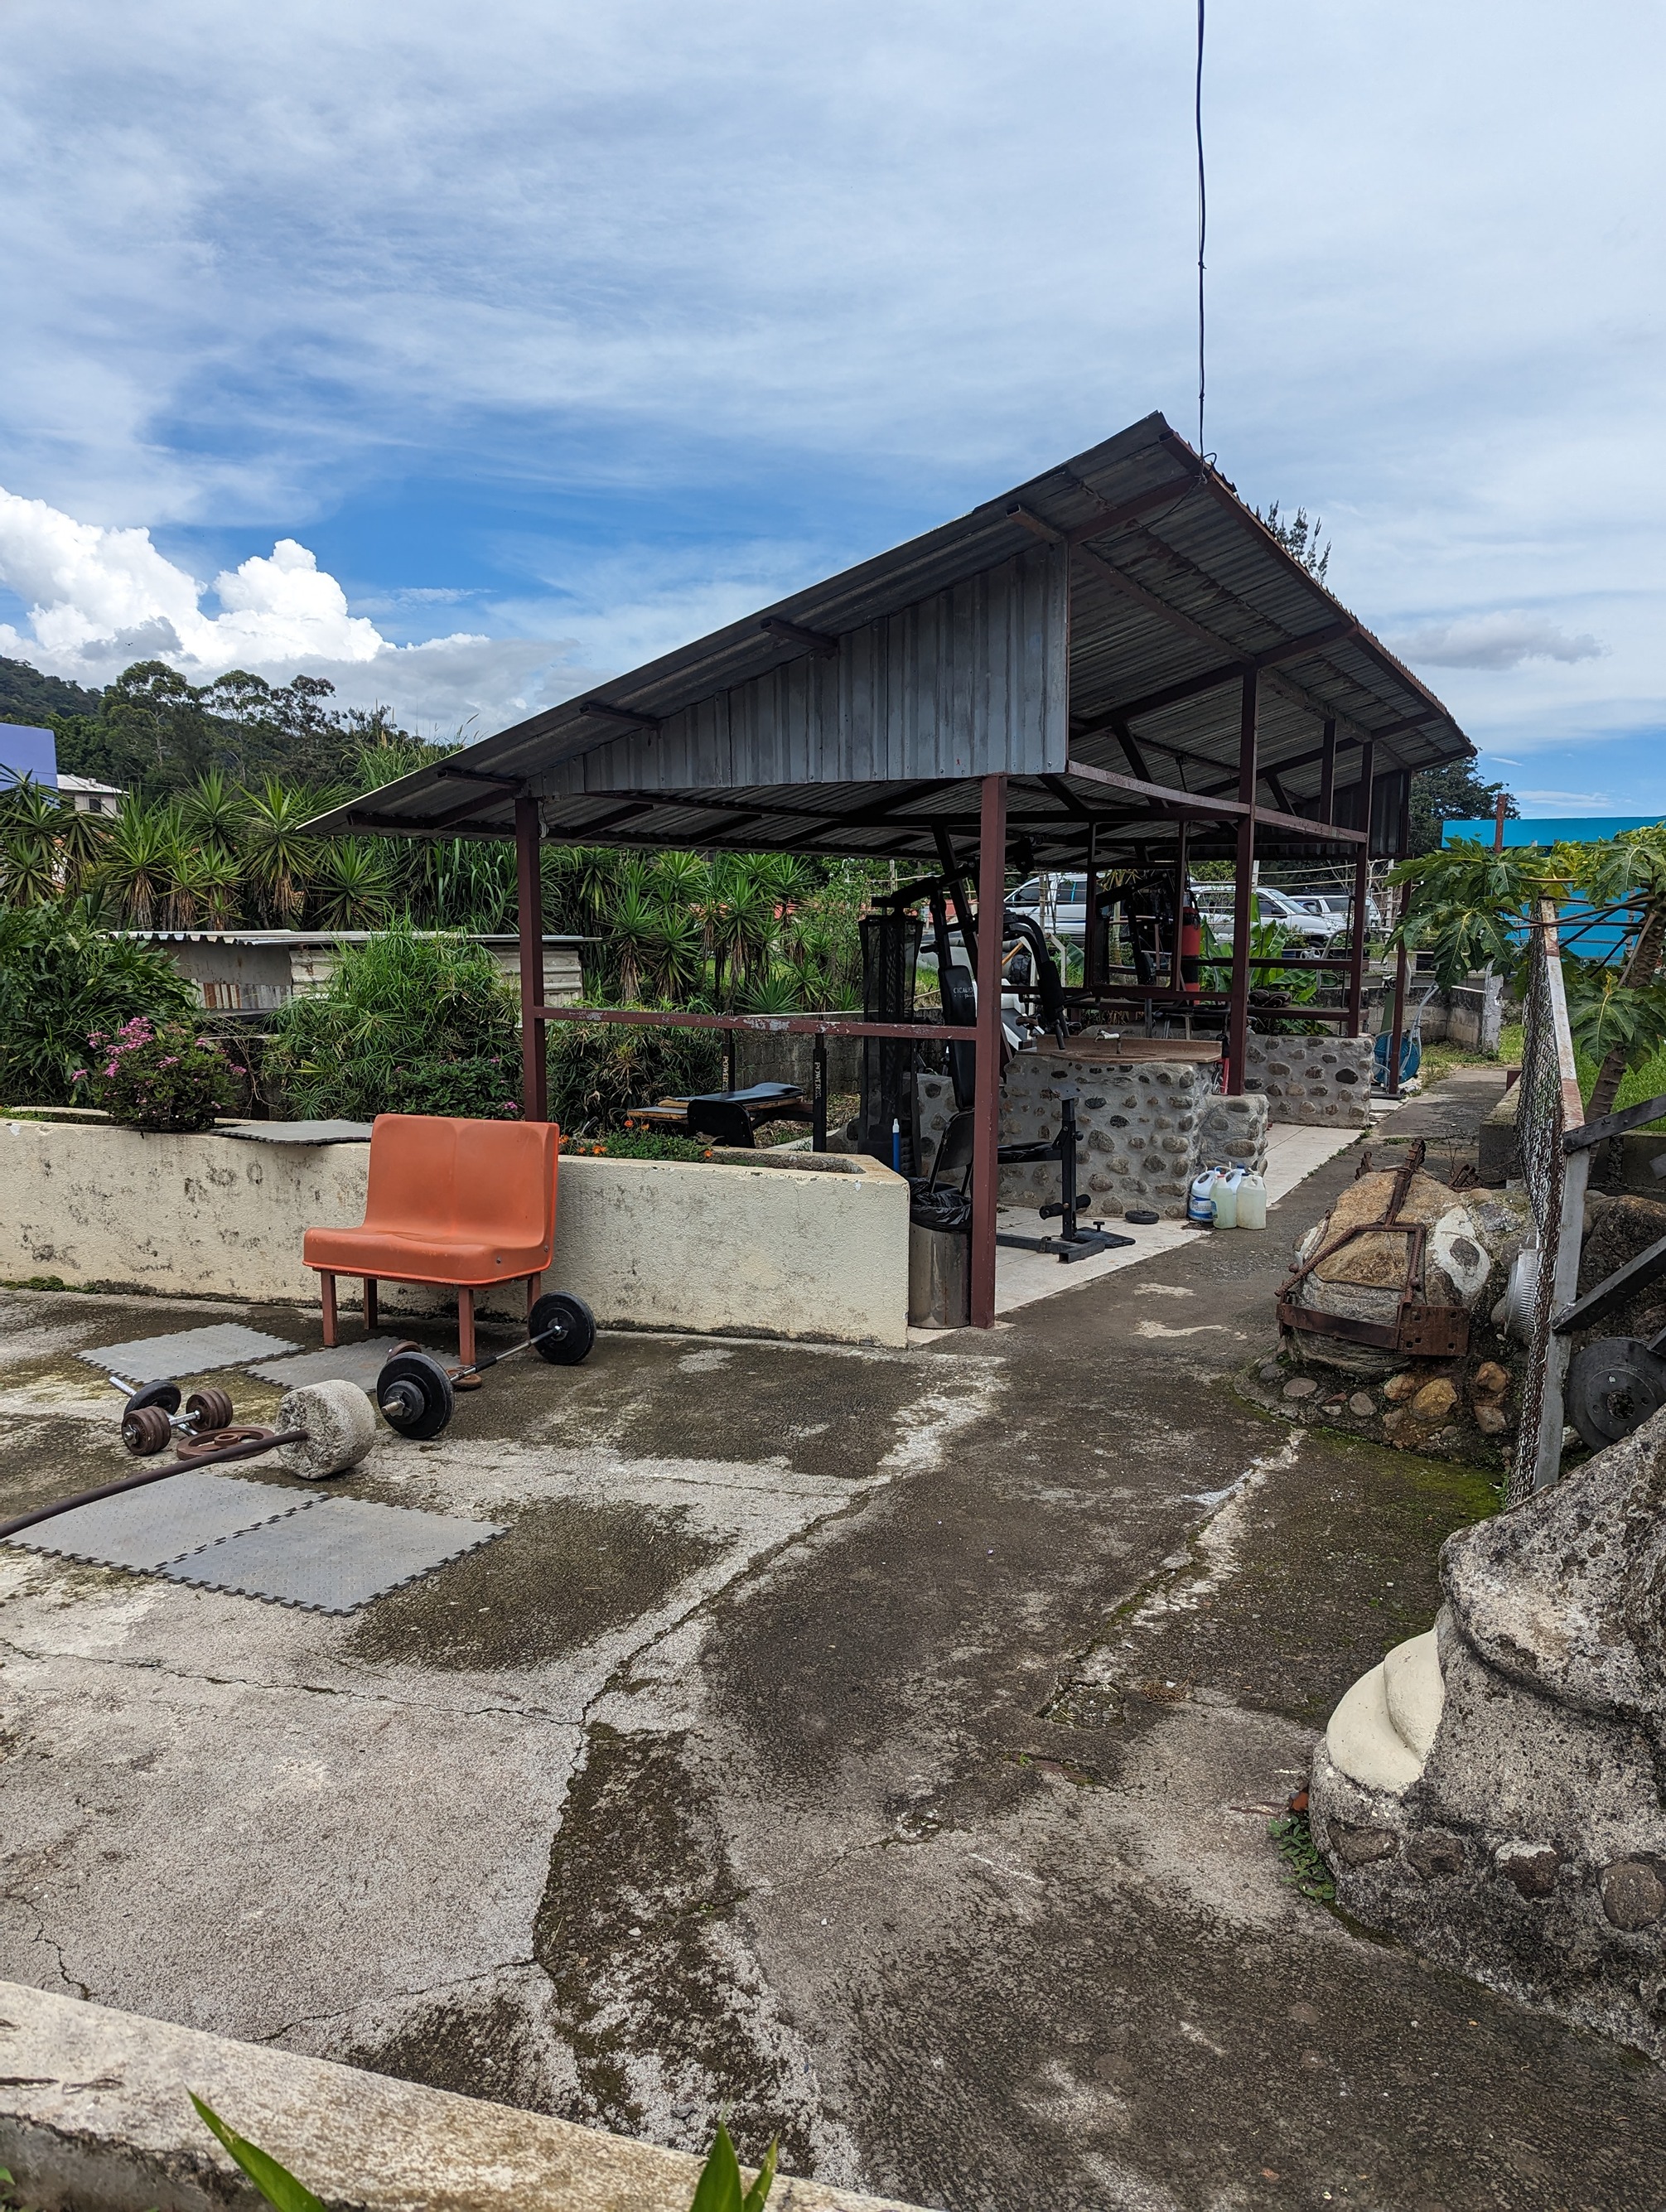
top-left (0, 1979), bottom-right (916, 2212)
top-left (0, 1120), bottom-right (908, 1348)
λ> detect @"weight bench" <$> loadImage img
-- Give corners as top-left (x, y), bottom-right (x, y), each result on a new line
top-left (630, 1082), bottom-right (809, 1148)
top-left (302, 1113), bottom-right (560, 1368)
top-left (925, 1102), bottom-right (1132, 1263)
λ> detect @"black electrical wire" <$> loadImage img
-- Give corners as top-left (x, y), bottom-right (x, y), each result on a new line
top-left (1195, 0), bottom-right (1207, 458)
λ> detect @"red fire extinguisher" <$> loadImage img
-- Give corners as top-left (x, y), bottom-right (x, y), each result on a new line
top-left (1180, 902), bottom-right (1203, 997)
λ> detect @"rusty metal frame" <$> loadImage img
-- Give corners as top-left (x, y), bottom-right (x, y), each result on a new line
top-left (1274, 1142), bottom-right (1471, 1359)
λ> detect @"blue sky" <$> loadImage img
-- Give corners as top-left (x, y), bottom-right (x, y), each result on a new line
top-left (2, 0), bottom-right (1662, 809)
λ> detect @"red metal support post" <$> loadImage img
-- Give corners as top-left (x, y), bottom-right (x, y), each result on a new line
top-left (1385, 779), bottom-right (1412, 1097)
top-left (970, 774), bottom-right (1008, 1330)
top-left (1319, 717), bottom-right (1337, 824)
top-left (1347, 741), bottom-right (1374, 1037)
top-left (1084, 820), bottom-right (1100, 994)
top-left (1226, 673), bottom-right (1258, 1092)
top-left (514, 793), bottom-right (548, 1123)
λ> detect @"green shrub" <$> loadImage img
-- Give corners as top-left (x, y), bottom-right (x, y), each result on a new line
top-left (565, 1128), bottom-right (717, 1161)
top-left (0, 898), bottom-right (196, 1104)
top-left (546, 1011), bottom-right (722, 1133)
top-left (75, 1017), bottom-right (235, 1132)
top-left (265, 924), bottom-right (522, 1121)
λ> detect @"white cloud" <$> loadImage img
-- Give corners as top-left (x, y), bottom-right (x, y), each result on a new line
top-left (1517, 790), bottom-right (1615, 814)
top-left (0, 483), bottom-right (567, 731)
top-left (1387, 612), bottom-right (1606, 671)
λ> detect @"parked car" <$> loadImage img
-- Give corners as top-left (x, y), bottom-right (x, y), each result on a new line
top-left (1191, 883), bottom-right (1340, 952)
top-left (1009, 874), bottom-right (1089, 939)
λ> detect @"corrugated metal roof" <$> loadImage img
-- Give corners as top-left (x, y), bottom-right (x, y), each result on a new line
top-left (304, 411), bottom-right (1468, 862)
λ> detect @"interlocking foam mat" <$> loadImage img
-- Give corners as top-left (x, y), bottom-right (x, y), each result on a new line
top-left (3, 1471), bottom-right (311, 1572)
top-left (248, 1339), bottom-right (403, 1392)
top-left (6, 1471), bottom-right (503, 1613)
top-left (76, 1324), bottom-right (302, 1383)
top-left (159, 1495), bottom-right (504, 1613)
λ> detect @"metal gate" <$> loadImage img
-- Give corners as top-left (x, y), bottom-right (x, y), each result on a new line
top-left (1509, 902), bottom-right (1590, 1504)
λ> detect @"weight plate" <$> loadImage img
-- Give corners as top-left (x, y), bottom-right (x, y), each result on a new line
top-left (529, 1291), bottom-right (597, 1366)
top-left (185, 1387), bottom-right (235, 1433)
top-left (1567, 1337), bottom-right (1666, 1451)
top-left (121, 1403), bottom-right (175, 1456)
top-left (375, 1349), bottom-right (456, 1440)
top-left (125, 1380), bottom-right (181, 1417)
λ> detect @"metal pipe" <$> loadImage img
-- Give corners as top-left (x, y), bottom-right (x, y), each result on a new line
top-left (531, 1006), bottom-right (977, 1042)
top-left (1347, 741), bottom-right (1374, 1036)
top-left (970, 775), bottom-right (1008, 1329)
top-left (514, 794), bottom-right (548, 1123)
top-left (1226, 672), bottom-right (1258, 1092)
top-left (0, 1429), bottom-right (309, 1543)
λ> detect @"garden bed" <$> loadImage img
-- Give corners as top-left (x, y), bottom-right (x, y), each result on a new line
top-left (0, 1116), bottom-right (908, 1346)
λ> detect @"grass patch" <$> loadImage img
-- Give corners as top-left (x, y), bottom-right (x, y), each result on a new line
top-left (1269, 1805), bottom-right (1335, 1904)
top-left (1573, 1042), bottom-right (1666, 1131)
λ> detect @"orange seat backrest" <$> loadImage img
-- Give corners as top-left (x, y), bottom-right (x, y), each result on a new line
top-left (361, 1115), bottom-right (558, 1251)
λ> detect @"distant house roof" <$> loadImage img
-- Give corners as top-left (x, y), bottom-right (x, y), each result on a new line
top-left (303, 413), bottom-right (1470, 868)
top-left (58, 773), bottom-right (123, 797)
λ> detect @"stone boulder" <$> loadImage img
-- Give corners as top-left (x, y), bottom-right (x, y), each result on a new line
top-left (1309, 1404), bottom-right (1666, 2056)
top-left (1282, 1164), bottom-right (1532, 1379)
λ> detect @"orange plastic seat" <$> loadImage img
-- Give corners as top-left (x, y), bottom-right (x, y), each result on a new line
top-left (302, 1114), bottom-right (558, 1364)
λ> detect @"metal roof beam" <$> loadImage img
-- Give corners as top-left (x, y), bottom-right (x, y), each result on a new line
top-left (760, 615), bottom-right (839, 658)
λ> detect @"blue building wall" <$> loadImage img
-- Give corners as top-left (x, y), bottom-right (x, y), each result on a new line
top-left (0, 724), bottom-right (57, 788)
top-left (1442, 816), bottom-right (1666, 964)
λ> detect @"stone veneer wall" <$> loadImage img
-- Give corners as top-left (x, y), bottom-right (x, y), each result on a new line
top-left (1243, 1033), bottom-right (1374, 1128)
top-left (915, 1051), bottom-right (1268, 1219)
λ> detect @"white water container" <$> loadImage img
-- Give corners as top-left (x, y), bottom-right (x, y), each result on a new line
top-left (1235, 1171), bottom-right (1268, 1231)
top-left (1188, 1166), bottom-right (1219, 1224)
top-left (1211, 1168), bottom-right (1243, 1229)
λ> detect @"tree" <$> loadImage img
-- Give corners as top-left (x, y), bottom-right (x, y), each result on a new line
top-left (1407, 760), bottom-right (1518, 858)
top-left (1254, 500), bottom-right (1330, 583)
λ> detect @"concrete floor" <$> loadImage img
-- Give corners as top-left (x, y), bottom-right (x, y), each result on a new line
top-left (2, 1089), bottom-right (1664, 2211)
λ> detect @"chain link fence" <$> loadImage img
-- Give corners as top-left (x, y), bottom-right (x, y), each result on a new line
top-left (1509, 902), bottom-right (1590, 1505)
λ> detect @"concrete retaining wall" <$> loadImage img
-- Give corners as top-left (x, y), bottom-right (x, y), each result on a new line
top-left (1243, 1034), bottom-right (1374, 1128)
top-left (0, 1120), bottom-right (908, 1347)
top-left (0, 1979), bottom-right (916, 2212)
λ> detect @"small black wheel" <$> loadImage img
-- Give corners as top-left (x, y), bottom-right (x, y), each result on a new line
top-left (375, 1349), bottom-right (456, 1440)
top-left (529, 1291), bottom-right (597, 1366)
top-left (185, 1387), bottom-right (234, 1433)
top-left (1567, 1337), bottom-right (1666, 1452)
top-left (122, 1403), bottom-right (176, 1456)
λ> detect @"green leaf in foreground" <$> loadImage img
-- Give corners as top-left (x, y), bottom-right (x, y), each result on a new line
top-left (688, 2119), bottom-right (779, 2212)
top-left (190, 2093), bottom-right (328, 2212)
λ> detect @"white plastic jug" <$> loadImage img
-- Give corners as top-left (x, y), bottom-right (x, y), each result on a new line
top-left (1235, 1171), bottom-right (1268, 1231)
top-left (1211, 1167), bottom-right (1242, 1229)
top-left (1188, 1166), bottom-right (1219, 1224)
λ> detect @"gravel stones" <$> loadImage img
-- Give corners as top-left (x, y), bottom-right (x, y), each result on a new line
top-left (1412, 1378), bottom-right (1460, 1422)
top-left (1282, 1377), bottom-right (1319, 1401)
top-left (1347, 1392), bottom-right (1378, 1418)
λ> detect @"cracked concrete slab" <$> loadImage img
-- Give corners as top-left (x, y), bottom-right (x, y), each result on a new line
top-left (4, 1108), bottom-right (1666, 2210)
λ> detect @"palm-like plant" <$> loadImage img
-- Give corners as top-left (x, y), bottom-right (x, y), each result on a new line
top-left (315, 839), bottom-right (394, 930)
top-left (98, 799), bottom-right (176, 929)
top-left (181, 768), bottom-right (246, 855)
top-left (56, 795), bottom-right (109, 896)
top-left (198, 849), bottom-right (242, 930)
top-left (0, 778), bottom-right (63, 907)
top-left (243, 777), bottom-right (321, 924)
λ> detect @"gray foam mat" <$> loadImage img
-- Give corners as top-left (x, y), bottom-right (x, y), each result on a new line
top-left (4, 1471), bottom-right (316, 1572)
top-left (246, 1339), bottom-right (402, 1392)
top-left (77, 1324), bottom-right (302, 1383)
top-left (159, 1497), bottom-right (504, 1614)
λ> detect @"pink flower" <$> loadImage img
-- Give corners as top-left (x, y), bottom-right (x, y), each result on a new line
top-left (70, 1069), bottom-right (88, 1083)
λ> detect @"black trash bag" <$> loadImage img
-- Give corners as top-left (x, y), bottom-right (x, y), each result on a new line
top-left (909, 1181), bottom-right (972, 1234)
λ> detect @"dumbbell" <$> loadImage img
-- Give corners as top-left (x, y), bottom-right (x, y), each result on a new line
top-left (118, 1380), bottom-right (237, 1457)
top-left (0, 1381), bottom-right (379, 1547)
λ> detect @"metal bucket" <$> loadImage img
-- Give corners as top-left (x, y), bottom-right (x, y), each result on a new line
top-left (909, 1219), bottom-right (970, 1330)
